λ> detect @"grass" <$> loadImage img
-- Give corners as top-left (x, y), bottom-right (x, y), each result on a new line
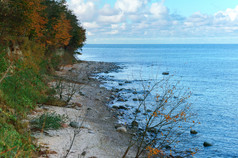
top-left (31, 112), bottom-right (67, 131)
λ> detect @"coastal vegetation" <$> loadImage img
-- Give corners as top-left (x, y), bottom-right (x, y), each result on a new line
top-left (0, 0), bottom-right (85, 157)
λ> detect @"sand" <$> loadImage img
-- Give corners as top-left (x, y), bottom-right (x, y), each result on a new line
top-left (30, 61), bottom-right (141, 158)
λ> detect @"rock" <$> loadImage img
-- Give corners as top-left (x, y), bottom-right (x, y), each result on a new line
top-left (61, 123), bottom-right (68, 128)
top-left (146, 109), bottom-right (152, 112)
top-left (112, 105), bottom-right (118, 109)
top-left (69, 122), bottom-right (81, 128)
top-left (119, 83), bottom-right (123, 86)
top-left (133, 91), bottom-right (138, 94)
top-left (133, 98), bottom-right (138, 101)
top-left (117, 98), bottom-right (126, 102)
top-left (116, 126), bottom-right (127, 133)
top-left (203, 142), bottom-right (212, 147)
top-left (81, 151), bottom-right (86, 156)
top-left (118, 106), bottom-right (128, 110)
top-left (114, 123), bottom-right (123, 129)
top-left (125, 81), bottom-right (132, 83)
top-left (138, 98), bottom-right (144, 101)
top-left (131, 121), bottom-right (138, 127)
top-left (162, 72), bottom-right (169, 75)
top-left (190, 129), bottom-right (198, 134)
top-left (73, 102), bottom-right (82, 107)
top-left (165, 145), bottom-right (171, 149)
top-left (147, 127), bottom-right (157, 133)
top-left (135, 109), bottom-right (141, 113)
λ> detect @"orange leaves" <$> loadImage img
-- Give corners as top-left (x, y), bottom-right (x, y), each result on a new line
top-left (152, 111), bottom-right (158, 117)
top-left (50, 14), bottom-right (72, 47)
top-left (146, 146), bottom-right (163, 158)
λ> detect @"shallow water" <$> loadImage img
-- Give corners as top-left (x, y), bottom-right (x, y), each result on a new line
top-left (78, 44), bottom-right (238, 158)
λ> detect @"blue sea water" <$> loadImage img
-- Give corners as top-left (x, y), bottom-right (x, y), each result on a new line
top-left (77, 44), bottom-right (238, 158)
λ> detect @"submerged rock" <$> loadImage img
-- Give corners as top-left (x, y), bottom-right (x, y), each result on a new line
top-left (133, 98), bottom-right (138, 101)
top-left (118, 106), bottom-right (128, 110)
top-left (133, 91), bottom-right (138, 94)
top-left (162, 72), bottom-right (169, 75)
top-left (131, 121), bottom-right (139, 127)
top-left (203, 142), bottom-right (212, 147)
top-left (190, 129), bottom-right (198, 134)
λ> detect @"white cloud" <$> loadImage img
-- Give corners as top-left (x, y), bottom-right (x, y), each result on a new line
top-left (98, 12), bottom-right (124, 23)
top-left (83, 22), bottom-right (99, 29)
top-left (150, 1), bottom-right (168, 18)
top-left (67, 0), bottom-right (238, 43)
top-left (115, 0), bottom-right (148, 13)
top-left (68, 0), bottom-right (97, 22)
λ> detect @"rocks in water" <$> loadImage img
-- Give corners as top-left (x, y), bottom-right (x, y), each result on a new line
top-left (135, 109), bottom-right (141, 113)
top-left (112, 105), bottom-right (118, 109)
top-left (118, 106), bottom-right (128, 110)
top-left (165, 145), bottom-right (171, 149)
top-left (146, 109), bottom-right (152, 112)
top-left (138, 98), bottom-right (144, 101)
top-left (125, 81), bottom-right (132, 83)
top-left (69, 121), bottom-right (81, 128)
top-left (190, 129), bottom-right (198, 134)
top-left (203, 142), bottom-right (212, 147)
top-left (116, 126), bottom-right (127, 133)
top-left (133, 98), bottom-right (138, 101)
top-left (133, 91), bottom-right (138, 94)
top-left (117, 98), bottom-right (128, 102)
top-left (118, 83), bottom-right (123, 86)
top-left (131, 121), bottom-right (139, 127)
top-left (162, 72), bottom-right (169, 75)
top-left (147, 127), bottom-right (157, 133)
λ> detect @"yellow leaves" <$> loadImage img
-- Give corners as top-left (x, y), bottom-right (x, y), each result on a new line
top-left (152, 111), bottom-right (158, 117)
top-left (51, 14), bottom-right (72, 47)
top-left (146, 146), bottom-right (163, 158)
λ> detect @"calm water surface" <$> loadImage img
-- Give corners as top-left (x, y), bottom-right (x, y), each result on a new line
top-left (78, 44), bottom-right (238, 158)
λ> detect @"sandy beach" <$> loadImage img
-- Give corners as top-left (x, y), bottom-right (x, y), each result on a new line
top-left (30, 61), bottom-right (141, 158)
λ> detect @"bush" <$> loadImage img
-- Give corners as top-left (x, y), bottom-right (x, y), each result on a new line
top-left (123, 76), bottom-right (198, 157)
top-left (31, 112), bottom-right (67, 131)
top-left (0, 123), bottom-right (35, 158)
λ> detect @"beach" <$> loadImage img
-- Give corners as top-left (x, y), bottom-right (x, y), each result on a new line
top-left (30, 61), bottom-right (140, 158)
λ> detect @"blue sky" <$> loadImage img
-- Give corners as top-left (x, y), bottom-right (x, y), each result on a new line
top-left (67, 0), bottom-right (238, 44)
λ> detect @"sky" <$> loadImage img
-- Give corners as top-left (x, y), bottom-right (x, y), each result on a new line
top-left (66, 0), bottom-right (238, 44)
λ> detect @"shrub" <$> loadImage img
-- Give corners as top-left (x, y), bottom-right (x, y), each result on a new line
top-left (123, 76), bottom-right (198, 157)
top-left (0, 123), bottom-right (35, 158)
top-left (31, 112), bottom-right (67, 131)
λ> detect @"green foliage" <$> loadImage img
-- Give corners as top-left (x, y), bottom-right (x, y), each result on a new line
top-left (31, 112), bottom-right (67, 131)
top-left (0, 61), bottom-right (46, 112)
top-left (0, 123), bottom-right (35, 158)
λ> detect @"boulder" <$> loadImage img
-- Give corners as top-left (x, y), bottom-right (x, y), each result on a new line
top-left (203, 142), bottom-right (212, 147)
top-left (131, 121), bottom-right (139, 127)
top-left (133, 98), bottom-right (138, 101)
top-left (190, 129), bottom-right (198, 134)
top-left (116, 126), bottom-right (127, 133)
top-left (118, 106), bottom-right (128, 110)
top-left (69, 121), bottom-right (81, 128)
top-left (162, 72), bottom-right (169, 75)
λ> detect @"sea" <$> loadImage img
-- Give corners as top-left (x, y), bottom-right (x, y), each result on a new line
top-left (77, 44), bottom-right (238, 158)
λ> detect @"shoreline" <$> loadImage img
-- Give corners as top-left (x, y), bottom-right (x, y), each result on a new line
top-left (31, 60), bottom-right (140, 158)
